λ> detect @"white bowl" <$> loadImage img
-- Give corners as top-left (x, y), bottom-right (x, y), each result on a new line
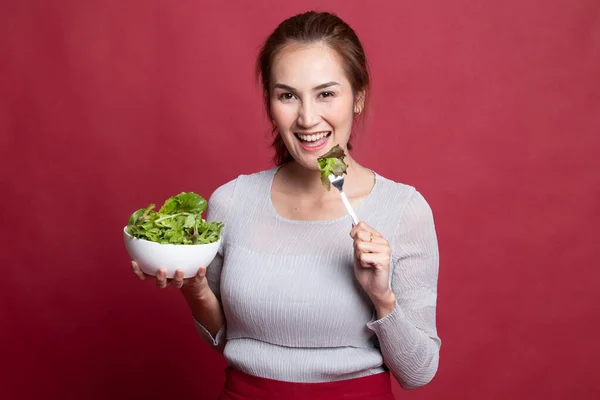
top-left (123, 227), bottom-right (221, 278)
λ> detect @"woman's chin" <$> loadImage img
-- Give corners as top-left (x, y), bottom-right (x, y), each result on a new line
top-left (286, 155), bottom-right (320, 172)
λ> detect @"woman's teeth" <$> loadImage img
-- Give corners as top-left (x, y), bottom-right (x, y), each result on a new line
top-left (296, 132), bottom-right (330, 142)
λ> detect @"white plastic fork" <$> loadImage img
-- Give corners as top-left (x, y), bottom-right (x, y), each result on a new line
top-left (329, 174), bottom-right (359, 225)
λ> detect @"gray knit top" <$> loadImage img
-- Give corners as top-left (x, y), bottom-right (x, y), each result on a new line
top-left (194, 168), bottom-right (441, 389)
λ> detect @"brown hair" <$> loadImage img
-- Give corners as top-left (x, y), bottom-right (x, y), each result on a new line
top-left (256, 11), bottom-right (370, 166)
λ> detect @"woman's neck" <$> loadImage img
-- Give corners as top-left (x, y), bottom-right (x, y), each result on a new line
top-left (277, 155), bottom-right (367, 198)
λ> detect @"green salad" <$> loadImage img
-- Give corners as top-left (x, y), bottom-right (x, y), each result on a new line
top-left (317, 144), bottom-right (348, 190)
top-left (126, 192), bottom-right (223, 245)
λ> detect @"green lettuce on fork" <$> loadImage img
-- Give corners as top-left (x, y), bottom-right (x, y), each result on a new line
top-left (317, 144), bottom-right (348, 190)
top-left (127, 192), bottom-right (223, 245)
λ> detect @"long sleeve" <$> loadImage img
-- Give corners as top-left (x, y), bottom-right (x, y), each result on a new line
top-left (193, 178), bottom-right (237, 352)
top-left (367, 190), bottom-right (441, 389)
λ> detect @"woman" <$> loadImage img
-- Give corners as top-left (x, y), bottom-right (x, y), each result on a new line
top-left (132, 11), bottom-right (441, 400)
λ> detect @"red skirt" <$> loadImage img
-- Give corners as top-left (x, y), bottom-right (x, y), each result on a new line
top-left (218, 368), bottom-right (395, 400)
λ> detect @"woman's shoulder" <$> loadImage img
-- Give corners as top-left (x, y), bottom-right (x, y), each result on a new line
top-left (206, 168), bottom-right (276, 222)
top-left (209, 167), bottom-right (277, 203)
top-left (372, 171), bottom-right (416, 201)
top-left (372, 171), bottom-right (434, 218)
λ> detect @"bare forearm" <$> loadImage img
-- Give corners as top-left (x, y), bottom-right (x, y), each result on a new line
top-left (372, 290), bottom-right (397, 320)
top-left (182, 290), bottom-right (225, 337)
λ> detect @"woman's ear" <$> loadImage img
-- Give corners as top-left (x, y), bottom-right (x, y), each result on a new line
top-left (354, 90), bottom-right (366, 114)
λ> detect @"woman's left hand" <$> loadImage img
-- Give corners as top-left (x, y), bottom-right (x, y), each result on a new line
top-left (350, 221), bottom-right (396, 317)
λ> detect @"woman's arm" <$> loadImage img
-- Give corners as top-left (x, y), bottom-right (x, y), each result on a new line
top-left (181, 268), bottom-right (225, 337)
top-left (367, 190), bottom-right (441, 389)
top-left (185, 178), bottom-right (237, 350)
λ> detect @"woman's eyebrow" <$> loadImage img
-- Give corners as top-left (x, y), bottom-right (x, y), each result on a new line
top-left (273, 81), bottom-right (340, 91)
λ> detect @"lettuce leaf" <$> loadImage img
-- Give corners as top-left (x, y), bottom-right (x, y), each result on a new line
top-left (126, 192), bottom-right (223, 245)
top-left (317, 145), bottom-right (348, 190)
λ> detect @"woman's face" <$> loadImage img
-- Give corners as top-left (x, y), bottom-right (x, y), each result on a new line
top-left (269, 42), bottom-right (362, 170)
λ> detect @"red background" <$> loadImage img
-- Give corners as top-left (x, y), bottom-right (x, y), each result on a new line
top-left (2, 0), bottom-right (599, 399)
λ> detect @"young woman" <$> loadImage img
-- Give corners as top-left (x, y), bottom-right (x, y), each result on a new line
top-left (132, 11), bottom-right (441, 400)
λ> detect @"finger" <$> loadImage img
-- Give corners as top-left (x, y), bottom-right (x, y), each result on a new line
top-left (358, 221), bottom-right (383, 237)
top-left (131, 261), bottom-right (154, 280)
top-left (350, 222), bottom-right (370, 238)
top-left (355, 241), bottom-right (390, 255)
top-left (131, 261), bottom-right (146, 280)
top-left (350, 221), bottom-right (370, 237)
top-left (357, 230), bottom-right (374, 243)
top-left (181, 266), bottom-right (208, 293)
top-left (182, 266), bottom-right (207, 287)
top-left (195, 266), bottom-right (207, 280)
top-left (156, 269), bottom-right (170, 289)
top-left (172, 270), bottom-right (185, 289)
top-left (350, 222), bottom-right (383, 238)
top-left (354, 231), bottom-right (387, 247)
top-left (358, 252), bottom-right (390, 269)
top-left (181, 267), bottom-right (208, 296)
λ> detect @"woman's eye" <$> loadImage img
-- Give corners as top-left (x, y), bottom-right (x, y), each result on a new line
top-left (279, 92), bottom-right (295, 100)
top-left (319, 91), bottom-right (334, 98)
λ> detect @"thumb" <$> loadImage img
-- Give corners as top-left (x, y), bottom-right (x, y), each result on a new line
top-left (192, 266), bottom-right (212, 295)
top-left (195, 266), bottom-right (207, 280)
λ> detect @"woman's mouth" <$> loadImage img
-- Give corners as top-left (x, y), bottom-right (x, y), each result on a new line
top-left (295, 131), bottom-right (332, 151)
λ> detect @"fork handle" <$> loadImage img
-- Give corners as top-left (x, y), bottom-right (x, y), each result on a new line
top-left (339, 191), bottom-right (359, 225)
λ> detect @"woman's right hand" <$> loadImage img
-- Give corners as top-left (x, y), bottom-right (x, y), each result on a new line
top-left (130, 260), bottom-right (214, 300)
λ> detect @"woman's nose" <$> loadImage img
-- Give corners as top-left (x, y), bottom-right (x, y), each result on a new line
top-left (297, 101), bottom-right (319, 128)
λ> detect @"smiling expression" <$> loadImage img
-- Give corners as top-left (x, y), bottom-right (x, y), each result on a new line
top-left (269, 42), bottom-right (363, 170)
